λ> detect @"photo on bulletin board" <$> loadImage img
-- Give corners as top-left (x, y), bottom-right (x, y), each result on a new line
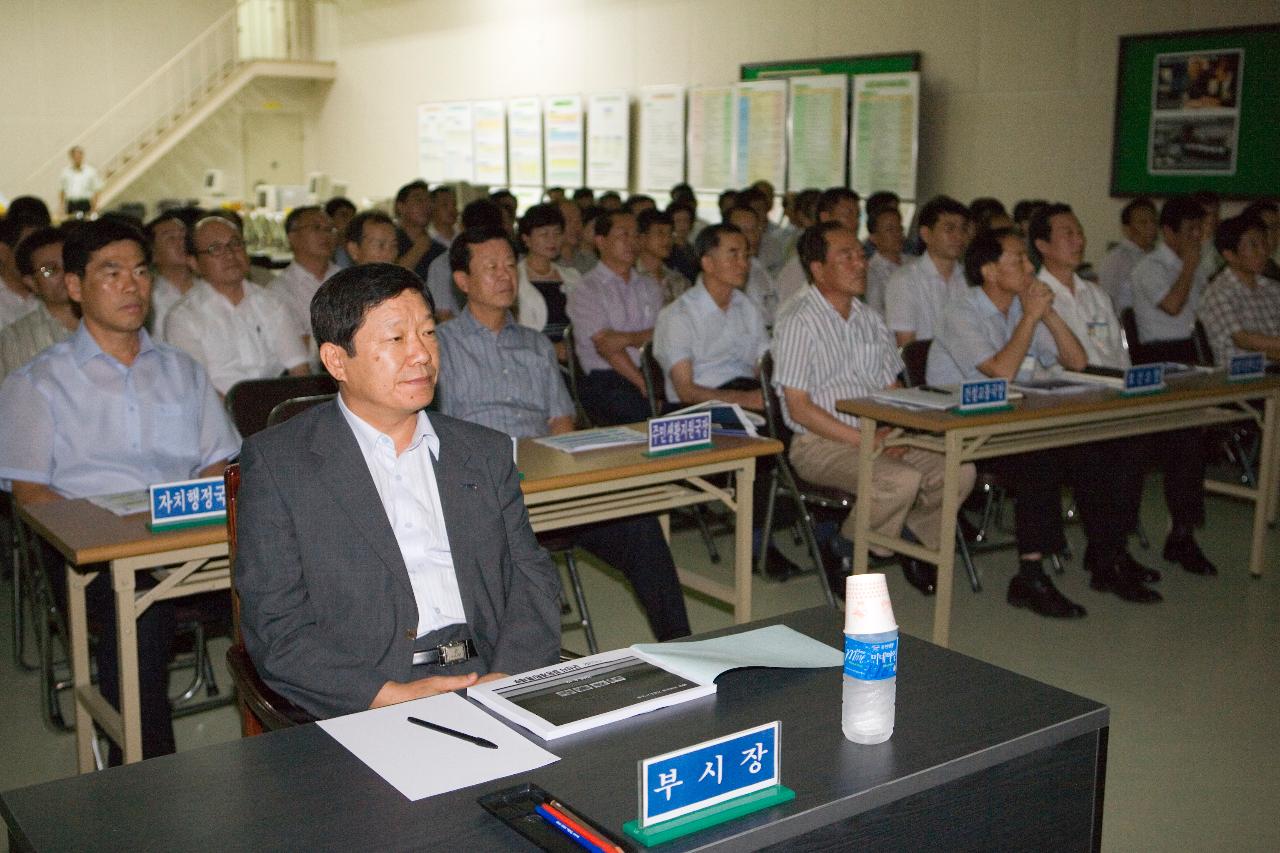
top-left (1111, 24), bottom-right (1279, 198)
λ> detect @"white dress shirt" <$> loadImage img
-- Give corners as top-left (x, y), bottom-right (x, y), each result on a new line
top-left (59, 164), bottom-right (102, 201)
top-left (1096, 238), bottom-right (1148, 313)
top-left (337, 393), bottom-right (467, 637)
top-left (272, 260), bottom-right (339, 342)
top-left (1037, 266), bottom-right (1129, 369)
top-left (744, 257), bottom-right (779, 327)
top-left (865, 252), bottom-right (901, 316)
top-left (884, 253), bottom-right (969, 340)
top-left (163, 278), bottom-right (309, 395)
top-left (652, 282), bottom-right (769, 402)
top-left (1131, 242), bottom-right (1208, 343)
top-left (148, 274), bottom-right (190, 341)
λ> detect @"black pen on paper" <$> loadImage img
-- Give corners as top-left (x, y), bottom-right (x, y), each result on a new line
top-left (407, 716), bottom-right (498, 749)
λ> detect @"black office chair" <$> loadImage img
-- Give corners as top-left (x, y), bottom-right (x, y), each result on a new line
top-left (226, 374), bottom-right (339, 438)
top-left (267, 393), bottom-right (337, 428)
top-left (1192, 322), bottom-right (1259, 487)
top-left (560, 325), bottom-right (592, 428)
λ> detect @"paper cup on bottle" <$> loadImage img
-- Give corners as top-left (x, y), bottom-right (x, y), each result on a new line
top-left (844, 573), bottom-right (897, 635)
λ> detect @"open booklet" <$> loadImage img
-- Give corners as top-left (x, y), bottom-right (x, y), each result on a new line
top-left (668, 399), bottom-right (763, 437)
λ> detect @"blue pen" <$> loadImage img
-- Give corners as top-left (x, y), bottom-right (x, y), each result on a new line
top-left (535, 803), bottom-right (605, 853)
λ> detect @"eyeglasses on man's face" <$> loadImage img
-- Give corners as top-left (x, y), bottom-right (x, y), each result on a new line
top-left (196, 239), bottom-right (247, 258)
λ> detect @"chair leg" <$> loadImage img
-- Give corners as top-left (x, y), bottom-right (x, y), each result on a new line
top-left (777, 460), bottom-right (839, 609)
top-left (561, 551), bottom-right (598, 655)
top-left (974, 483), bottom-right (998, 543)
top-left (1133, 519), bottom-right (1150, 551)
top-left (755, 470), bottom-right (779, 578)
top-left (172, 622), bottom-right (207, 707)
top-left (955, 527), bottom-right (981, 592)
top-left (1048, 553), bottom-right (1066, 575)
top-left (12, 520), bottom-right (39, 671)
top-left (692, 506), bottom-right (721, 564)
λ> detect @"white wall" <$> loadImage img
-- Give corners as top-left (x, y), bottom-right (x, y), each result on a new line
top-left (0, 0), bottom-right (235, 199)
top-left (313, 0), bottom-right (1278, 260)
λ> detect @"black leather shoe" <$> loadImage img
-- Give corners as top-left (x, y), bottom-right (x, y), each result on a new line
top-left (761, 545), bottom-right (801, 581)
top-left (1007, 573), bottom-right (1087, 618)
top-left (1089, 563), bottom-right (1163, 602)
top-left (899, 556), bottom-right (937, 596)
top-left (1119, 550), bottom-right (1162, 583)
top-left (1163, 534), bottom-right (1217, 576)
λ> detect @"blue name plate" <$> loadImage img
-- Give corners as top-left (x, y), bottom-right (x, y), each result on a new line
top-left (640, 721), bottom-right (780, 827)
top-left (1123, 364), bottom-right (1165, 394)
top-left (958, 378), bottom-right (1008, 412)
top-left (648, 411), bottom-right (713, 454)
top-left (149, 477), bottom-right (227, 528)
top-left (1228, 352), bottom-right (1265, 381)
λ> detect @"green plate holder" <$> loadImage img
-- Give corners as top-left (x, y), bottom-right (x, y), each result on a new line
top-left (147, 514), bottom-right (226, 534)
top-left (622, 784), bottom-right (795, 847)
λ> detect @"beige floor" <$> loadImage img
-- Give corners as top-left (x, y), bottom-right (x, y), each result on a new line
top-left (1, 476), bottom-right (1277, 852)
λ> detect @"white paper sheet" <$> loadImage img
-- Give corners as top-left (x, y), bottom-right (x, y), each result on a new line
top-left (87, 489), bottom-right (151, 517)
top-left (317, 692), bottom-right (559, 801)
top-left (632, 625), bottom-right (843, 686)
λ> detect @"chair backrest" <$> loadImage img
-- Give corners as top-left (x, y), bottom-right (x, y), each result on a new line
top-left (225, 374), bottom-right (339, 438)
top-left (639, 341), bottom-right (666, 418)
top-left (561, 324), bottom-right (593, 428)
top-left (224, 464), bottom-right (242, 643)
top-left (757, 351), bottom-right (793, 450)
top-left (1119, 308), bottom-right (1150, 364)
top-left (266, 393), bottom-right (337, 428)
top-left (900, 338), bottom-right (932, 388)
top-left (1191, 320), bottom-right (1214, 366)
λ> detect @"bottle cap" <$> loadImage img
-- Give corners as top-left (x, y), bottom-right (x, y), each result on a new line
top-left (844, 573), bottom-right (897, 634)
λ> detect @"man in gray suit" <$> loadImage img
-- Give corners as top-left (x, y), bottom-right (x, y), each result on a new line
top-left (235, 263), bottom-right (561, 719)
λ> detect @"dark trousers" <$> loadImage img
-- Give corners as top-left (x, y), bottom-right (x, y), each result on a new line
top-left (988, 439), bottom-right (1143, 568)
top-left (573, 516), bottom-right (691, 642)
top-left (1130, 340), bottom-right (1209, 530)
top-left (66, 199), bottom-right (91, 215)
top-left (579, 369), bottom-right (651, 426)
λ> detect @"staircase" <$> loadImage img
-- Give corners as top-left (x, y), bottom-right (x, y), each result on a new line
top-left (23, 0), bottom-right (336, 210)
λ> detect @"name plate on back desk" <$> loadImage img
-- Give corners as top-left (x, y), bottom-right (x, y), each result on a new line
top-left (149, 476), bottom-right (226, 530)
top-left (647, 411), bottom-right (712, 455)
top-left (1228, 352), bottom-right (1266, 382)
top-left (1123, 364), bottom-right (1166, 395)
top-left (958, 378), bottom-right (1010, 413)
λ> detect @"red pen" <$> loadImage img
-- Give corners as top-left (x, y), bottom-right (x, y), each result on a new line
top-left (543, 800), bottom-right (622, 853)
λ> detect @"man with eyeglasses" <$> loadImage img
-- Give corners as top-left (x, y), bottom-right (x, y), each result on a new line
top-left (164, 216), bottom-right (309, 396)
top-left (0, 227), bottom-right (78, 382)
top-left (273, 205), bottom-right (340, 358)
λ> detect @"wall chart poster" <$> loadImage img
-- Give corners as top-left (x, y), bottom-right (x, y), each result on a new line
top-left (849, 71), bottom-right (919, 201)
top-left (441, 101), bottom-right (474, 183)
top-left (733, 80), bottom-right (787, 189)
top-left (586, 91), bottom-right (630, 190)
top-left (416, 102), bottom-right (447, 183)
top-left (544, 95), bottom-right (585, 188)
top-left (638, 84), bottom-right (686, 191)
top-left (472, 100), bottom-right (507, 187)
top-left (786, 74), bottom-right (848, 191)
top-left (1148, 49), bottom-right (1242, 175)
top-left (508, 97), bottom-right (544, 187)
top-left (686, 85), bottom-right (735, 191)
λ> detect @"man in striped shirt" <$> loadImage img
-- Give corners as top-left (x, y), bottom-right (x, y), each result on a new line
top-left (773, 221), bottom-right (976, 597)
top-left (0, 227), bottom-right (77, 382)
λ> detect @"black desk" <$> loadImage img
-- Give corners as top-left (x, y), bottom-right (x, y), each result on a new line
top-left (2, 607), bottom-right (1109, 852)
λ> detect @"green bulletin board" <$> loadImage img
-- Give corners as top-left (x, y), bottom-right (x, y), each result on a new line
top-left (1111, 24), bottom-right (1280, 198)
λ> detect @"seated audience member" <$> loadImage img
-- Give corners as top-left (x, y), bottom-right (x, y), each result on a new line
top-left (928, 228), bottom-right (1160, 614)
top-left (437, 226), bottom-right (691, 641)
top-left (0, 218), bottom-right (39, 328)
top-left (1033, 204), bottom-right (1213, 576)
top-left (666, 200), bottom-right (701, 283)
top-left (572, 187), bottom-right (595, 210)
top-left (743, 184), bottom-right (786, 275)
top-left (566, 210), bottom-right (662, 425)
top-left (1131, 196), bottom-right (1208, 363)
top-left (864, 205), bottom-right (906, 314)
top-left (597, 190), bottom-right (623, 212)
top-left (671, 182), bottom-right (712, 241)
top-left (1199, 213), bottom-right (1280, 363)
top-left (1096, 197), bottom-right (1157, 312)
top-left (624, 194), bottom-right (657, 216)
top-left (556, 199), bottom-right (594, 274)
top-left (236, 262), bottom-right (561, 719)
top-left (725, 203), bottom-right (779, 327)
top-left (164, 216), bottom-right (309, 396)
top-left (1241, 199), bottom-right (1280, 282)
top-left (274, 205), bottom-right (340, 355)
top-left (324, 196), bottom-right (357, 268)
top-left (544, 187), bottom-right (566, 204)
top-left (775, 187), bottom-right (860, 311)
top-left (424, 199), bottom-right (509, 321)
top-left (716, 190), bottom-right (738, 221)
top-left (1191, 189), bottom-right (1224, 282)
top-left (394, 180), bottom-right (447, 295)
top-left (515, 203), bottom-right (582, 350)
top-left (344, 210), bottom-right (401, 265)
top-left (144, 211), bottom-right (196, 337)
top-left (0, 227), bottom-right (77, 382)
top-left (0, 219), bottom-right (239, 761)
top-left (775, 222), bottom-right (976, 596)
top-left (428, 185), bottom-right (459, 248)
top-left (885, 195), bottom-right (970, 345)
top-left (5, 196), bottom-right (53, 230)
top-left (635, 209), bottom-right (691, 305)
top-left (968, 197), bottom-right (1012, 234)
top-left (489, 190), bottom-right (519, 236)
top-left (1012, 199), bottom-right (1048, 235)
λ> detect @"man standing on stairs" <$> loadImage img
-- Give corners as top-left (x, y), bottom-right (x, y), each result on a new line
top-left (60, 146), bottom-right (103, 218)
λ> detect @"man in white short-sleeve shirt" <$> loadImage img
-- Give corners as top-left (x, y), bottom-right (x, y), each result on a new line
top-left (1096, 197), bottom-right (1157, 313)
top-left (1130, 196), bottom-right (1209, 363)
top-left (884, 195), bottom-right (970, 345)
top-left (59, 146), bottom-right (103, 217)
top-left (164, 216), bottom-right (309, 395)
top-left (274, 205), bottom-right (340, 358)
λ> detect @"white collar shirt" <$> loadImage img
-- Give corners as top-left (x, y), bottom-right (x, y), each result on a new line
top-left (865, 252), bottom-right (901, 316)
top-left (273, 260), bottom-right (338, 342)
top-left (336, 393), bottom-right (466, 637)
top-left (1096, 238), bottom-right (1148, 313)
top-left (1130, 242), bottom-right (1208, 343)
top-left (652, 282), bottom-right (769, 402)
top-left (744, 257), bottom-right (779, 327)
top-left (1037, 266), bottom-right (1130, 369)
top-left (884, 253), bottom-right (968, 339)
top-left (149, 274), bottom-right (190, 341)
top-left (0, 279), bottom-right (38, 329)
top-left (926, 287), bottom-right (1061, 386)
top-left (59, 164), bottom-right (102, 200)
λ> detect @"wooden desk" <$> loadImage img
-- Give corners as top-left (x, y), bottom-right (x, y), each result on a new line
top-left (0, 607), bottom-right (1110, 852)
top-left (18, 500), bottom-right (229, 771)
top-left (838, 373), bottom-right (1280, 647)
top-left (518, 433), bottom-right (783, 624)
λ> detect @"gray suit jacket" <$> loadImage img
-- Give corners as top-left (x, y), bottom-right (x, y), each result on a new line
top-left (235, 400), bottom-right (561, 718)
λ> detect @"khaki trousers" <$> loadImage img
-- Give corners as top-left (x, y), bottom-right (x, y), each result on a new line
top-left (790, 432), bottom-right (976, 552)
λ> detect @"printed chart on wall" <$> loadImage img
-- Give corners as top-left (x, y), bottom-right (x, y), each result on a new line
top-left (416, 102), bottom-right (447, 182)
top-left (586, 91), bottom-right (630, 190)
top-left (508, 97), bottom-right (544, 188)
top-left (544, 95), bottom-right (585, 188)
top-left (638, 85), bottom-right (685, 191)
top-left (440, 102), bottom-right (474, 183)
top-left (472, 100), bottom-right (507, 187)
top-left (733, 80), bottom-right (787, 188)
top-left (687, 86), bottom-right (735, 192)
top-left (1148, 49), bottom-right (1242, 175)
top-left (849, 72), bottom-right (919, 201)
top-left (787, 75), bottom-right (848, 191)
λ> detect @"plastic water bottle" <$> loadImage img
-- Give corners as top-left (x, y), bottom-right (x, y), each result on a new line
top-left (841, 574), bottom-right (898, 745)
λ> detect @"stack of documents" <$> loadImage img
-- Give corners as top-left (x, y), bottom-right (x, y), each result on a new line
top-left (533, 426), bottom-right (647, 454)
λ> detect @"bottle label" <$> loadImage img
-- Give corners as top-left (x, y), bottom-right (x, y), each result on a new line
top-left (844, 635), bottom-right (898, 681)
